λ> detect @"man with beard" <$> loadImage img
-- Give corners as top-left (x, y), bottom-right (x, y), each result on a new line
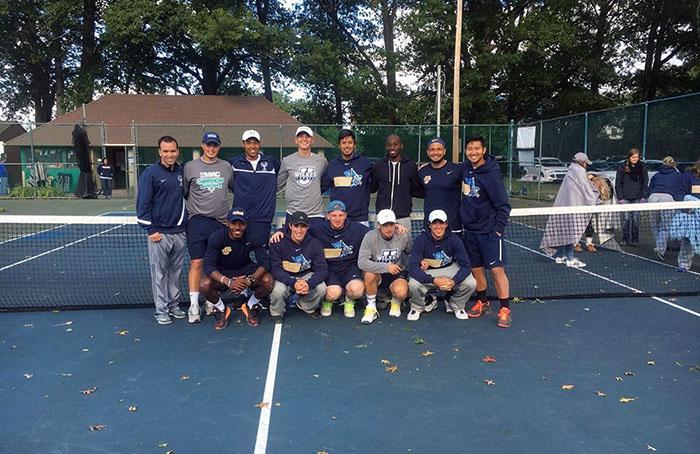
top-left (418, 137), bottom-right (463, 233)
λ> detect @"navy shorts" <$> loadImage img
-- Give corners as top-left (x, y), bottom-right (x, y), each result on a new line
top-left (218, 262), bottom-right (259, 279)
top-left (187, 215), bottom-right (226, 260)
top-left (379, 271), bottom-right (408, 289)
top-left (326, 266), bottom-right (363, 288)
top-left (462, 231), bottom-right (506, 269)
top-left (246, 221), bottom-right (273, 248)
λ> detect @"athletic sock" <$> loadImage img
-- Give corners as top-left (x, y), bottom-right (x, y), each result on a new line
top-left (189, 292), bottom-right (199, 307)
top-left (585, 237), bottom-right (593, 246)
top-left (476, 290), bottom-right (487, 301)
top-left (366, 294), bottom-right (377, 308)
top-left (247, 294), bottom-right (260, 309)
top-left (390, 297), bottom-right (402, 306)
top-left (215, 298), bottom-right (225, 312)
top-left (499, 298), bottom-right (510, 309)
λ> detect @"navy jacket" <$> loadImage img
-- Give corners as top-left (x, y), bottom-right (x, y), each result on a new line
top-left (408, 230), bottom-right (471, 284)
top-left (203, 228), bottom-right (267, 276)
top-left (684, 171), bottom-right (700, 196)
top-left (97, 164), bottom-right (113, 179)
top-left (137, 161), bottom-right (187, 235)
top-left (321, 154), bottom-right (373, 222)
top-left (309, 220), bottom-right (370, 272)
top-left (647, 167), bottom-right (688, 201)
top-left (369, 154), bottom-right (424, 218)
top-left (418, 161), bottom-right (463, 231)
top-left (459, 155), bottom-right (511, 235)
top-left (229, 154), bottom-right (280, 223)
top-left (269, 228), bottom-right (329, 288)
top-left (615, 161), bottom-right (648, 201)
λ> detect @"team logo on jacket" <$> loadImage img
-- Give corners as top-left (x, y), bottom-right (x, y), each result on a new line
top-left (433, 250), bottom-right (452, 266)
top-left (423, 175), bottom-right (431, 185)
top-left (378, 248), bottom-right (398, 263)
top-left (344, 168), bottom-right (363, 186)
top-left (294, 167), bottom-right (316, 186)
top-left (222, 246), bottom-right (232, 255)
top-left (462, 176), bottom-right (479, 198)
top-left (177, 175), bottom-right (183, 186)
top-left (292, 254), bottom-right (312, 272)
top-left (260, 161), bottom-right (269, 171)
top-left (197, 171), bottom-right (225, 193)
top-left (331, 240), bottom-right (353, 258)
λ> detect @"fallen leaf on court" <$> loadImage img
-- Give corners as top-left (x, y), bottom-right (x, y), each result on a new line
top-left (385, 364), bottom-right (399, 373)
top-left (134, 338), bottom-right (140, 342)
top-left (675, 361), bottom-right (683, 367)
top-left (117, 330), bottom-right (129, 336)
top-left (561, 385), bottom-right (575, 390)
top-left (23, 324), bottom-right (33, 328)
top-left (511, 297), bottom-right (524, 303)
top-left (647, 444), bottom-right (657, 451)
top-left (482, 355), bottom-right (497, 363)
top-left (483, 379), bottom-right (495, 386)
top-left (690, 364), bottom-right (700, 372)
top-left (312, 374), bottom-right (320, 378)
top-left (583, 307), bottom-right (590, 311)
top-left (23, 373), bottom-right (33, 379)
top-left (107, 361), bottom-right (115, 365)
top-left (128, 405), bottom-right (137, 412)
top-left (615, 377), bottom-right (624, 382)
top-left (61, 373), bottom-right (73, 377)
top-left (421, 351), bottom-right (434, 357)
top-left (317, 451), bottom-right (329, 454)
top-left (82, 348), bottom-right (90, 353)
top-left (274, 402), bottom-right (281, 407)
top-left (255, 401), bottom-right (270, 409)
top-left (66, 328), bottom-right (73, 332)
top-left (624, 371), bottom-right (636, 376)
top-left (180, 375), bottom-right (189, 381)
top-left (619, 397), bottom-right (637, 404)
top-left (646, 360), bottom-right (655, 366)
top-left (595, 391), bottom-right (607, 397)
top-left (88, 424), bottom-right (106, 432)
top-left (158, 442), bottom-right (168, 448)
top-left (452, 347), bottom-right (460, 352)
top-left (54, 321), bottom-right (73, 327)
top-left (414, 336), bottom-right (425, 345)
top-left (354, 344), bottom-right (368, 349)
top-left (330, 416), bottom-right (337, 420)
top-left (380, 359), bottom-right (392, 365)
top-left (82, 387), bottom-right (97, 395)
top-left (165, 451), bottom-right (175, 454)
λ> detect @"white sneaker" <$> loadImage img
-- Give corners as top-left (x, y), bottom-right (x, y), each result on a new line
top-left (361, 307), bottom-right (378, 325)
top-left (204, 301), bottom-right (215, 316)
top-left (555, 257), bottom-right (566, 264)
top-left (389, 302), bottom-right (401, 318)
top-left (343, 301), bottom-right (356, 318)
top-left (454, 309), bottom-right (469, 320)
top-left (407, 309), bottom-right (421, 321)
top-left (566, 258), bottom-right (586, 268)
top-left (424, 299), bottom-right (438, 313)
top-left (188, 304), bottom-right (201, 323)
top-left (445, 301), bottom-right (454, 313)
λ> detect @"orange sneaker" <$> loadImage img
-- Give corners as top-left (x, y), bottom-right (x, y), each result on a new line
top-left (586, 244), bottom-right (597, 252)
top-left (467, 299), bottom-right (491, 318)
top-left (213, 306), bottom-right (231, 330)
top-left (574, 243), bottom-right (583, 253)
top-left (497, 307), bottom-right (512, 328)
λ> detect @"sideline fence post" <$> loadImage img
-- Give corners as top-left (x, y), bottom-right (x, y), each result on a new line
top-left (642, 102), bottom-right (649, 160)
top-left (537, 121), bottom-right (543, 201)
top-left (583, 112), bottom-right (588, 155)
top-left (507, 120), bottom-right (514, 194)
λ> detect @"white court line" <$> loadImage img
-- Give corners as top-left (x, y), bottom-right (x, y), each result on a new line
top-left (0, 224), bottom-right (66, 246)
top-left (505, 239), bottom-right (700, 318)
top-left (254, 321), bottom-right (283, 454)
top-left (0, 224), bottom-right (126, 271)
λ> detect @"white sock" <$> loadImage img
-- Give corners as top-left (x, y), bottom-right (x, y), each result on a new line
top-left (189, 292), bottom-right (199, 307)
top-left (391, 297), bottom-right (401, 306)
top-left (586, 237), bottom-right (593, 246)
top-left (241, 288), bottom-right (252, 298)
top-left (366, 294), bottom-right (376, 308)
top-left (247, 294), bottom-right (260, 309)
top-left (215, 298), bottom-right (225, 312)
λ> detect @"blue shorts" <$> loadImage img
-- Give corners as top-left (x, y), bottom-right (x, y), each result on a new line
top-left (379, 271), bottom-right (407, 289)
top-left (187, 215), bottom-right (226, 260)
top-left (246, 221), bottom-right (273, 248)
top-left (326, 266), bottom-right (363, 288)
top-left (462, 231), bottom-right (506, 269)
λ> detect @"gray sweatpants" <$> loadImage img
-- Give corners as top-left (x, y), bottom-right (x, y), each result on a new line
top-left (408, 263), bottom-right (477, 312)
top-left (269, 272), bottom-right (327, 317)
top-left (147, 232), bottom-right (186, 315)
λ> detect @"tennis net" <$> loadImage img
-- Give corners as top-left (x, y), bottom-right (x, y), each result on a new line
top-left (1, 201), bottom-right (699, 310)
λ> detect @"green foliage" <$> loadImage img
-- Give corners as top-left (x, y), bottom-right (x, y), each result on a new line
top-left (9, 185), bottom-right (66, 198)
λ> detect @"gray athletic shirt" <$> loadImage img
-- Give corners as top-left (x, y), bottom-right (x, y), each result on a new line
top-left (357, 229), bottom-right (412, 274)
top-left (183, 157), bottom-right (234, 222)
top-left (277, 151), bottom-right (328, 217)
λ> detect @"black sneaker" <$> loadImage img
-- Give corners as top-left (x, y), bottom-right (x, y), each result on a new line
top-left (213, 306), bottom-right (231, 330)
top-left (270, 314), bottom-right (284, 324)
top-left (306, 308), bottom-right (322, 320)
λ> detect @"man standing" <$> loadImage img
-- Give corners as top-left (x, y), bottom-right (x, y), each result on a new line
top-left (418, 138), bottom-right (462, 233)
top-left (229, 129), bottom-right (280, 247)
top-left (459, 136), bottom-right (513, 328)
top-left (199, 208), bottom-right (274, 330)
top-left (321, 129), bottom-right (374, 224)
top-left (407, 210), bottom-right (476, 321)
top-left (268, 211), bottom-right (328, 322)
top-left (277, 126), bottom-right (328, 226)
top-left (136, 136), bottom-right (187, 325)
top-left (183, 131), bottom-right (235, 323)
top-left (97, 158), bottom-right (114, 199)
top-left (370, 134), bottom-right (424, 236)
top-left (358, 209), bottom-right (412, 324)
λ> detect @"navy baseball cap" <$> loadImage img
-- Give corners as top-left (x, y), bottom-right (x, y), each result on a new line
top-left (289, 211), bottom-right (310, 226)
top-left (325, 200), bottom-right (347, 213)
top-left (427, 137), bottom-right (446, 148)
top-left (202, 132), bottom-right (221, 145)
top-left (227, 207), bottom-right (247, 223)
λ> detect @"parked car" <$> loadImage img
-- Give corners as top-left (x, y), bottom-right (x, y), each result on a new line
top-left (594, 159), bottom-right (662, 187)
top-left (519, 157), bottom-right (569, 182)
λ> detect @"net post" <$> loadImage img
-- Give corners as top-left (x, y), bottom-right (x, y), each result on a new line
top-left (507, 120), bottom-right (514, 194)
top-left (537, 121), bottom-right (543, 201)
top-left (29, 122), bottom-right (36, 199)
top-left (583, 112), bottom-right (588, 155)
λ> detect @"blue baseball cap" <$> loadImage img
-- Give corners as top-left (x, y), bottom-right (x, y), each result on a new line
top-left (426, 137), bottom-right (446, 148)
top-left (202, 131), bottom-right (221, 145)
top-left (227, 207), bottom-right (247, 223)
top-left (326, 200), bottom-right (347, 212)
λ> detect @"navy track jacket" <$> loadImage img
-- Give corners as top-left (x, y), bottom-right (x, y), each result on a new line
top-left (229, 154), bottom-right (280, 223)
top-left (136, 161), bottom-right (187, 235)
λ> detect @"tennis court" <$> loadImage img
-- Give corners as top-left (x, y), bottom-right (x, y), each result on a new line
top-left (1, 204), bottom-right (699, 453)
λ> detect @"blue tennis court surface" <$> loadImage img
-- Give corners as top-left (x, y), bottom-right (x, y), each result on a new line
top-left (2, 294), bottom-right (698, 453)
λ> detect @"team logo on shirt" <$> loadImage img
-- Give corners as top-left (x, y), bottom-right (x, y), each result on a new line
top-left (196, 171), bottom-right (225, 193)
top-left (292, 254), bottom-right (312, 272)
top-left (294, 167), bottom-right (316, 186)
top-left (433, 250), bottom-right (452, 266)
top-left (344, 168), bottom-right (363, 186)
top-left (331, 240), bottom-right (353, 258)
top-left (463, 176), bottom-right (480, 198)
top-left (423, 175), bottom-right (431, 185)
top-left (222, 246), bottom-right (232, 255)
top-left (378, 248), bottom-right (398, 263)
top-left (260, 161), bottom-right (268, 171)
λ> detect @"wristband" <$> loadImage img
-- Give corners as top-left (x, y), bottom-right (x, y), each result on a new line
top-left (220, 275), bottom-right (226, 284)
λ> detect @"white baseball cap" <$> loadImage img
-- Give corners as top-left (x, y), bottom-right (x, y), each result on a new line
top-left (242, 130), bottom-right (260, 141)
top-left (295, 126), bottom-right (314, 137)
top-left (376, 209), bottom-right (397, 225)
top-left (428, 209), bottom-right (448, 223)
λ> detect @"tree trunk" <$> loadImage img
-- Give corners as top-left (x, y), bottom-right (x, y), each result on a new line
top-left (78, 0), bottom-right (98, 104)
top-left (255, 0), bottom-right (273, 101)
top-left (381, 0), bottom-right (398, 123)
top-left (334, 83), bottom-right (343, 125)
top-left (201, 55), bottom-right (220, 94)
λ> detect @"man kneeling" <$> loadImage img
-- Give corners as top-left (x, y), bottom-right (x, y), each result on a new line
top-left (200, 208), bottom-right (273, 330)
top-left (407, 210), bottom-right (476, 321)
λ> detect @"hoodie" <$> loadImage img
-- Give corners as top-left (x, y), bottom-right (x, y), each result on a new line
top-left (647, 166), bottom-right (688, 201)
top-left (408, 230), bottom-right (471, 284)
top-left (369, 154), bottom-right (424, 218)
top-left (203, 229), bottom-right (268, 277)
top-left (269, 227), bottom-right (328, 288)
top-left (459, 155), bottom-right (511, 235)
top-left (309, 219), bottom-right (370, 272)
top-left (419, 161), bottom-right (463, 231)
top-left (615, 161), bottom-right (648, 201)
top-left (321, 154), bottom-right (374, 222)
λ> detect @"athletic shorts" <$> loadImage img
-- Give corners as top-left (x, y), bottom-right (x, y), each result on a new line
top-left (326, 266), bottom-right (363, 288)
top-left (462, 230), bottom-right (506, 269)
top-left (217, 262), bottom-right (259, 280)
top-left (187, 215), bottom-right (226, 260)
top-left (246, 221), bottom-right (273, 248)
top-left (378, 271), bottom-right (408, 289)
